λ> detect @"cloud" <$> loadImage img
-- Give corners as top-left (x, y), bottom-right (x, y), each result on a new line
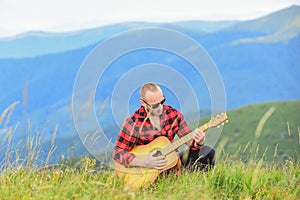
top-left (0, 0), bottom-right (299, 37)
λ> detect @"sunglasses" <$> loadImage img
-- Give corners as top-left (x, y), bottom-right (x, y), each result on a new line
top-left (142, 98), bottom-right (166, 109)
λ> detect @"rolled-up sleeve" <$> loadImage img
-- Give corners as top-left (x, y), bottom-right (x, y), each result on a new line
top-left (175, 111), bottom-right (198, 150)
top-left (113, 117), bottom-right (138, 167)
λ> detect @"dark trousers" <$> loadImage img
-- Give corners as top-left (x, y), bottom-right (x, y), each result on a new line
top-left (180, 145), bottom-right (215, 171)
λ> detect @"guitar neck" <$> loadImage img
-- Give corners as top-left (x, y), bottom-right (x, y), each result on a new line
top-left (161, 123), bottom-right (210, 156)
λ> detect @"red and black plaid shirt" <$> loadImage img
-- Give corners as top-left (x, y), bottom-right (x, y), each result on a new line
top-left (113, 105), bottom-right (197, 167)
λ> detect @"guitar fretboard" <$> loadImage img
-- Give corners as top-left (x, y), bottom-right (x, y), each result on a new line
top-left (161, 123), bottom-right (210, 156)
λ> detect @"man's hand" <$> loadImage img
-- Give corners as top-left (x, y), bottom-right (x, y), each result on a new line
top-left (129, 150), bottom-right (167, 169)
top-left (192, 128), bottom-right (206, 145)
top-left (143, 150), bottom-right (167, 169)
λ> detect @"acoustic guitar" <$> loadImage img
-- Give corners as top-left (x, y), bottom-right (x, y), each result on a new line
top-left (115, 113), bottom-right (228, 189)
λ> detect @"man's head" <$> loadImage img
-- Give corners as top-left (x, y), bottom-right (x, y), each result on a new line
top-left (140, 82), bottom-right (165, 116)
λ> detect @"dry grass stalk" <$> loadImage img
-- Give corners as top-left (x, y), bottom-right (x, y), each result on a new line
top-left (0, 101), bottom-right (20, 126)
top-left (255, 106), bottom-right (275, 138)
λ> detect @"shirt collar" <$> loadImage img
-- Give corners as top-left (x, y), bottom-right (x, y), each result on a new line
top-left (135, 105), bottom-right (167, 120)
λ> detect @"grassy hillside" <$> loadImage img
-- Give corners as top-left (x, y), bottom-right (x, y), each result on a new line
top-left (0, 156), bottom-right (299, 199)
top-left (194, 100), bottom-right (300, 163)
top-left (0, 101), bottom-right (299, 199)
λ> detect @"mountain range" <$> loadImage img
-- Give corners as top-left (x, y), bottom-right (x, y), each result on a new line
top-left (0, 5), bottom-right (299, 163)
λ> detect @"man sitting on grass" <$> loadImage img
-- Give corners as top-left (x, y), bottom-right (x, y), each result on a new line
top-left (113, 82), bottom-right (215, 172)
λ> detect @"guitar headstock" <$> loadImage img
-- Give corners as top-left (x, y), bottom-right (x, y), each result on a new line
top-left (208, 113), bottom-right (228, 128)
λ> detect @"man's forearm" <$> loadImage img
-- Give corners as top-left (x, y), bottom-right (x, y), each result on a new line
top-left (128, 157), bottom-right (146, 167)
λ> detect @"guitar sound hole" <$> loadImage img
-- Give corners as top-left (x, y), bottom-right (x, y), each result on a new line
top-left (152, 150), bottom-right (162, 157)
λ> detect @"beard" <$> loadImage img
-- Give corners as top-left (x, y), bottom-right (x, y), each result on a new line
top-left (146, 105), bottom-right (163, 116)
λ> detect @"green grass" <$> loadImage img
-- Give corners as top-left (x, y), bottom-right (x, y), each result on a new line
top-left (0, 100), bottom-right (300, 199)
top-left (0, 156), bottom-right (299, 200)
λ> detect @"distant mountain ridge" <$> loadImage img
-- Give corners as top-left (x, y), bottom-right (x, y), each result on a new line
top-left (0, 21), bottom-right (237, 59)
top-left (1, 5), bottom-right (299, 58)
top-left (230, 5), bottom-right (300, 34)
top-left (230, 5), bottom-right (300, 43)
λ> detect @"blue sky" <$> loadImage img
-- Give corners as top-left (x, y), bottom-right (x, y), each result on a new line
top-left (0, 0), bottom-right (299, 37)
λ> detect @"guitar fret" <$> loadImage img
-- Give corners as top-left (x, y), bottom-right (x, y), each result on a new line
top-left (200, 124), bottom-right (209, 131)
top-left (162, 133), bottom-right (193, 155)
top-left (161, 113), bottom-right (228, 156)
top-left (162, 121), bottom-right (212, 156)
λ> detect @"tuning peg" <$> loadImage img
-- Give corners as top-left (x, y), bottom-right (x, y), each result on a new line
top-left (226, 120), bottom-right (229, 123)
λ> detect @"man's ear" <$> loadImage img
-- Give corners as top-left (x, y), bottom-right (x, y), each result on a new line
top-left (140, 99), bottom-right (144, 106)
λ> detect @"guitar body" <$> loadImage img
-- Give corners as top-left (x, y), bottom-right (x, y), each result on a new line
top-left (115, 136), bottom-right (180, 189)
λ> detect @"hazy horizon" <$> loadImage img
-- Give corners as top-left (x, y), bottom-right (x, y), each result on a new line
top-left (1, 0), bottom-right (299, 38)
